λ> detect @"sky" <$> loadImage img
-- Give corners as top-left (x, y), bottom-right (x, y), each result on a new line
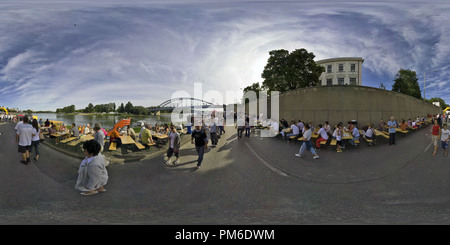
top-left (1, 0), bottom-right (450, 111)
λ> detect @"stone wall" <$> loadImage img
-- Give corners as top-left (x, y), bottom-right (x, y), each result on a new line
top-left (276, 85), bottom-right (440, 126)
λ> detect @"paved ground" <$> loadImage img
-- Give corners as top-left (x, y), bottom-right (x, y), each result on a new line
top-left (1, 121), bottom-right (450, 224)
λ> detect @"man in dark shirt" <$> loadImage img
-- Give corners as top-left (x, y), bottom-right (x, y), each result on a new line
top-left (191, 125), bottom-right (208, 169)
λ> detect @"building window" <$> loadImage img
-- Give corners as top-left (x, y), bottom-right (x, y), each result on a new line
top-left (326, 79), bottom-right (332, 86)
top-left (350, 64), bottom-right (356, 72)
top-left (327, 65), bottom-right (332, 73)
top-left (338, 64), bottom-right (344, 72)
top-left (338, 78), bottom-right (344, 85)
top-left (350, 78), bottom-right (356, 85)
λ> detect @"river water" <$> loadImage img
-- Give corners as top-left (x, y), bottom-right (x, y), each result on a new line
top-left (35, 113), bottom-right (183, 129)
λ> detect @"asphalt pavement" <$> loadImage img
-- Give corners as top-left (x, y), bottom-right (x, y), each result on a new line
top-left (1, 121), bottom-right (450, 224)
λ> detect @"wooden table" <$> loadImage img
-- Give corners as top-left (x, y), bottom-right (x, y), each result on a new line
top-left (120, 135), bottom-right (135, 144)
top-left (50, 132), bottom-right (69, 143)
top-left (342, 132), bottom-right (353, 140)
top-left (80, 134), bottom-right (94, 142)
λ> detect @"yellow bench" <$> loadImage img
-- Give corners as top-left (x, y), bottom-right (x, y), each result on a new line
top-left (354, 140), bottom-right (360, 144)
top-left (68, 139), bottom-right (82, 147)
top-left (330, 139), bottom-right (337, 146)
top-left (61, 137), bottom-right (77, 144)
top-left (135, 142), bottom-right (145, 150)
top-left (320, 140), bottom-right (327, 145)
top-left (109, 142), bottom-right (117, 151)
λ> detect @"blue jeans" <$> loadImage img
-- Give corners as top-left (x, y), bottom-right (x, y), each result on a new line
top-left (195, 145), bottom-right (205, 166)
top-left (299, 140), bottom-right (316, 155)
top-left (30, 140), bottom-right (40, 156)
top-left (349, 136), bottom-right (359, 146)
top-left (245, 127), bottom-right (250, 137)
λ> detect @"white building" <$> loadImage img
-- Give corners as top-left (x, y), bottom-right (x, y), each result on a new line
top-left (316, 57), bottom-right (364, 86)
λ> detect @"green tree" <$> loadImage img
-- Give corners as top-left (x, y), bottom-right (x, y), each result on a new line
top-left (84, 103), bottom-right (94, 113)
top-left (427, 97), bottom-right (449, 110)
top-left (261, 48), bottom-right (324, 93)
top-left (392, 69), bottom-right (421, 99)
top-left (125, 101), bottom-right (133, 113)
top-left (117, 103), bottom-right (125, 113)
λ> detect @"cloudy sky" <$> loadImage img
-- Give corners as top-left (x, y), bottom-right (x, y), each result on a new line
top-left (1, 0), bottom-right (450, 111)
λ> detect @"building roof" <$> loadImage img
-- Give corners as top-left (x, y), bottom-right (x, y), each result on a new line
top-left (316, 57), bottom-right (364, 64)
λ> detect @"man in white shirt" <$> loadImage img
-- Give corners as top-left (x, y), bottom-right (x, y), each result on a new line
top-left (315, 124), bottom-right (329, 149)
top-left (16, 116), bottom-right (34, 164)
top-left (285, 122), bottom-right (300, 140)
top-left (349, 126), bottom-right (360, 147)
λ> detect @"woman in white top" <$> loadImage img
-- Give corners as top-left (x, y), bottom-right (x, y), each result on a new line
top-left (30, 119), bottom-right (41, 162)
top-left (295, 124), bottom-right (319, 159)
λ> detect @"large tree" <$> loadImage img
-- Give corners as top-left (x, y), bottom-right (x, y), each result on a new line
top-left (261, 48), bottom-right (324, 93)
top-left (392, 69), bottom-right (421, 99)
top-left (427, 97), bottom-right (449, 110)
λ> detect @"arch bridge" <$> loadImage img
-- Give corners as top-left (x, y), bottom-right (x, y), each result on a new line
top-left (149, 97), bottom-right (223, 114)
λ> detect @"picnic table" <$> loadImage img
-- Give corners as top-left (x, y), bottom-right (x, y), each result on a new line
top-left (119, 135), bottom-right (135, 144)
top-left (395, 128), bottom-right (408, 133)
top-left (50, 131), bottom-right (69, 143)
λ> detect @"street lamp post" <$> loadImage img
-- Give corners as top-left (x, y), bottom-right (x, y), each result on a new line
top-left (423, 69), bottom-right (439, 99)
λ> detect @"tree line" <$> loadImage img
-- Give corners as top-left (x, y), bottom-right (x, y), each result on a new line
top-left (55, 101), bottom-right (153, 115)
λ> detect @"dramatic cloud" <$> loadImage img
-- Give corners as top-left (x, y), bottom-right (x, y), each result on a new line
top-left (1, 0), bottom-right (449, 111)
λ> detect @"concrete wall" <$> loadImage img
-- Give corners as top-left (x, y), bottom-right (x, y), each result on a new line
top-left (277, 85), bottom-right (440, 126)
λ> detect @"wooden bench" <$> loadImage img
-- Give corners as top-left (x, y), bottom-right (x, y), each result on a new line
top-left (135, 142), bottom-right (145, 150)
top-left (320, 140), bottom-right (327, 145)
top-left (109, 142), bottom-right (117, 151)
top-left (362, 136), bottom-right (373, 143)
top-left (68, 139), bottom-right (82, 147)
top-left (330, 139), bottom-right (337, 146)
top-left (354, 140), bottom-right (360, 144)
top-left (60, 137), bottom-right (77, 144)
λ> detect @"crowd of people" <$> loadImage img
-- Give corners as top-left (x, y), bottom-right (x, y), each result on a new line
top-left (5, 111), bottom-right (449, 196)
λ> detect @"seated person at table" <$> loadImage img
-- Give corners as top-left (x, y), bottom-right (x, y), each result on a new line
top-left (44, 119), bottom-right (50, 127)
top-left (308, 121), bottom-right (314, 133)
top-left (127, 125), bottom-right (137, 140)
top-left (407, 119), bottom-right (412, 127)
top-left (283, 121), bottom-right (300, 139)
top-left (39, 119), bottom-right (43, 127)
top-left (316, 124), bottom-right (329, 149)
top-left (48, 124), bottom-right (57, 138)
top-left (378, 119), bottom-right (387, 131)
top-left (400, 119), bottom-right (408, 131)
top-left (349, 125), bottom-right (360, 147)
top-left (60, 123), bottom-right (67, 132)
top-left (70, 123), bottom-right (80, 138)
top-left (84, 124), bottom-right (91, 135)
top-left (280, 119), bottom-right (289, 130)
top-left (140, 124), bottom-right (155, 147)
top-left (323, 121), bottom-right (331, 136)
top-left (109, 127), bottom-right (122, 148)
top-left (154, 124), bottom-right (160, 134)
top-left (161, 124), bottom-right (170, 135)
top-left (364, 124), bottom-right (376, 145)
top-left (296, 120), bottom-right (305, 136)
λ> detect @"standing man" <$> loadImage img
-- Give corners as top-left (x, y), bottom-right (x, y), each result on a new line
top-left (16, 116), bottom-right (34, 164)
top-left (165, 125), bottom-right (181, 165)
top-left (387, 116), bottom-right (398, 146)
top-left (191, 125), bottom-right (208, 170)
top-left (209, 117), bottom-right (218, 147)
